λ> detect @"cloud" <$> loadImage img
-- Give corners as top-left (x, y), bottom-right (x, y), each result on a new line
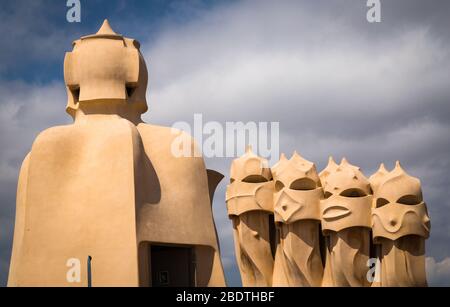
top-left (0, 81), bottom-right (69, 180)
top-left (427, 257), bottom-right (450, 286)
top-left (144, 1), bottom-right (450, 130)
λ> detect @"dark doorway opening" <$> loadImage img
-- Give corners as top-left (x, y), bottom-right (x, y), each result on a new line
top-left (150, 245), bottom-right (196, 287)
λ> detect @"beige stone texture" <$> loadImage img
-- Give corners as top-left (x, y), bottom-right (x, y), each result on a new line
top-left (227, 152), bottom-right (431, 287)
top-left (320, 158), bottom-right (372, 287)
top-left (271, 152), bottom-right (324, 286)
top-left (8, 20), bottom-right (225, 287)
top-left (319, 156), bottom-right (339, 184)
top-left (226, 147), bottom-right (274, 286)
top-left (370, 161), bottom-right (430, 287)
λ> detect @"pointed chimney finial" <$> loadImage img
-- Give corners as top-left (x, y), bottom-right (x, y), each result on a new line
top-left (378, 163), bottom-right (387, 173)
top-left (291, 150), bottom-right (300, 159)
top-left (97, 19), bottom-right (117, 36)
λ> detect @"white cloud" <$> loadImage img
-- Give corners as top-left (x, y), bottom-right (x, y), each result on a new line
top-left (427, 257), bottom-right (450, 286)
top-left (0, 81), bottom-right (69, 183)
top-left (142, 1), bottom-right (450, 129)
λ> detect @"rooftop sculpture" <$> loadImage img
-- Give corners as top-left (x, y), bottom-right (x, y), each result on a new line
top-left (272, 152), bottom-right (324, 286)
top-left (371, 162), bottom-right (430, 286)
top-left (226, 146), bottom-right (274, 286)
top-left (8, 20), bottom-right (225, 287)
top-left (226, 152), bottom-right (431, 287)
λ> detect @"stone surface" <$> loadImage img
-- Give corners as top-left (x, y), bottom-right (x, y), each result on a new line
top-left (227, 153), bottom-right (431, 287)
top-left (8, 20), bottom-right (225, 287)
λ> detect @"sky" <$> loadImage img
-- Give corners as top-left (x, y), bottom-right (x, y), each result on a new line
top-left (0, 0), bottom-right (450, 286)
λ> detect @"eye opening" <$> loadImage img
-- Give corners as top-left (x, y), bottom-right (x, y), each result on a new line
top-left (126, 84), bottom-right (137, 98)
top-left (340, 188), bottom-right (367, 197)
top-left (242, 175), bottom-right (268, 183)
top-left (275, 180), bottom-right (285, 192)
top-left (324, 191), bottom-right (333, 199)
top-left (230, 178), bottom-right (235, 184)
top-left (289, 178), bottom-right (316, 191)
top-left (376, 198), bottom-right (389, 208)
top-left (69, 86), bottom-right (80, 103)
top-left (397, 195), bottom-right (420, 205)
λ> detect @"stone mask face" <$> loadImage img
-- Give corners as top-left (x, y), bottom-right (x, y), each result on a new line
top-left (226, 147), bottom-right (274, 216)
top-left (64, 20), bottom-right (148, 118)
top-left (320, 159), bottom-right (373, 234)
top-left (371, 162), bottom-right (430, 242)
top-left (272, 152), bottom-right (322, 224)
